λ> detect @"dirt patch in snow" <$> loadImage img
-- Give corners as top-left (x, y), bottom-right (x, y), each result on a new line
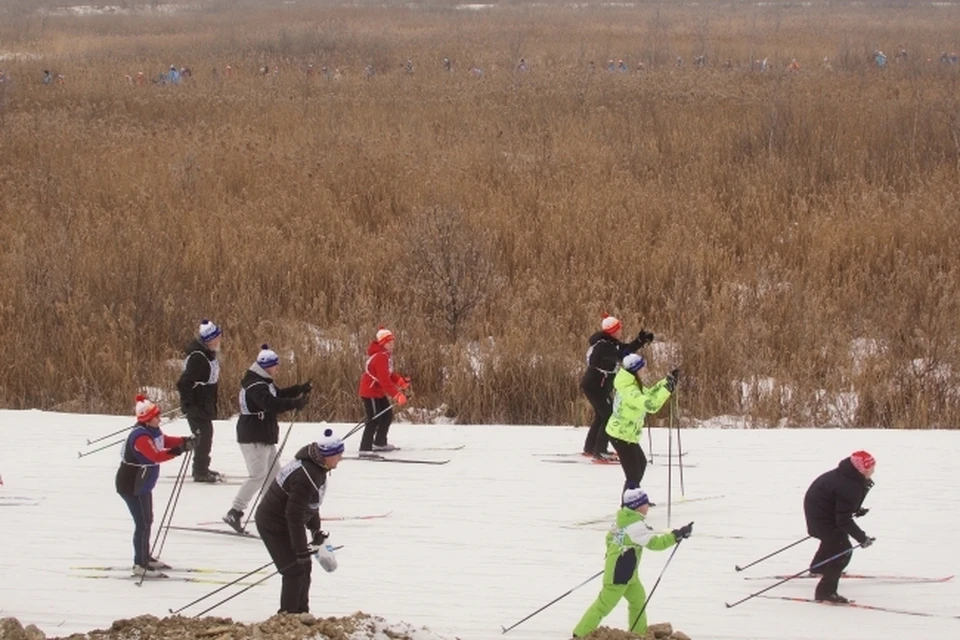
top-left (0, 612), bottom-right (457, 640)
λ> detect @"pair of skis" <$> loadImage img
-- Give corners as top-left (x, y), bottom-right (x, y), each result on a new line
top-left (166, 511), bottom-right (394, 540)
top-left (761, 593), bottom-right (959, 619)
top-left (70, 566), bottom-right (268, 587)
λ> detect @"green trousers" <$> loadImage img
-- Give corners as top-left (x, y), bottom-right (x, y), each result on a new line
top-left (572, 575), bottom-right (648, 637)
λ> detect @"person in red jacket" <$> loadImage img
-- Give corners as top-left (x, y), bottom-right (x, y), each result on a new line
top-left (357, 328), bottom-right (409, 455)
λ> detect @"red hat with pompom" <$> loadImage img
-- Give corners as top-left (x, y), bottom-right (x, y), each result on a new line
top-left (135, 394), bottom-right (161, 422)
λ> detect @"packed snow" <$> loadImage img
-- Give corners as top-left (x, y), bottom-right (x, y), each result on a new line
top-left (1, 409), bottom-right (959, 639)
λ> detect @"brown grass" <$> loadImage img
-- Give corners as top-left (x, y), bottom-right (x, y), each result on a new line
top-left (0, 1), bottom-right (958, 427)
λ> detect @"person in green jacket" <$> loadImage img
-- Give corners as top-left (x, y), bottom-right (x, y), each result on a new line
top-left (572, 488), bottom-right (693, 638)
top-left (605, 354), bottom-right (679, 493)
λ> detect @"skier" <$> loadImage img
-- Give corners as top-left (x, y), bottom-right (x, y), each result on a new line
top-left (580, 314), bottom-right (654, 460)
top-left (177, 319), bottom-right (222, 483)
top-left (572, 487), bottom-right (693, 638)
top-left (223, 344), bottom-right (310, 533)
top-left (115, 395), bottom-right (195, 577)
top-left (358, 328), bottom-right (410, 455)
top-left (803, 451), bottom-right (876, 603)
top-left (255, 429), bottom-right (344, 614)
top-left (605, 354), bottom-right (678, 494)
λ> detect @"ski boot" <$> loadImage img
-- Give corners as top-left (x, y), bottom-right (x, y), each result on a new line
top-left (222, 509), bottom-right (245, 533)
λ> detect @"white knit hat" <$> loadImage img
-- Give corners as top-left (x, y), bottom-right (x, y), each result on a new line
top-left (199, 319), bottom-right (221, 343)
top-left (376, 328), bottom-right (394, 345)
top-left (622, 487), bottom-right (650, 509)
top-left (256, 344), bottom-right (280, 368)
top-left (623, 354), bottom-right (646, 373)
top-left (601, 314), bottom-right (622, 335)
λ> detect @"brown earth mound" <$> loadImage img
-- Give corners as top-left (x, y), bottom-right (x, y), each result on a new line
top-left (0, 612), bottom-right (456, 640)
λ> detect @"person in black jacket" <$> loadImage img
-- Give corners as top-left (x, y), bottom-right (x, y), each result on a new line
top-left (223, 344), bottom-right (310, 533)
top-left (176, 319), bottom-right (222, 483)
top-left (803, 451), bottom-right (877, 603)
top-left (255, 429), bottom-right (344, 614)
top-left (580, 314), bottom-right (654, 460)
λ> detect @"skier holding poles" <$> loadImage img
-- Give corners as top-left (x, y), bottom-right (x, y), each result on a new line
top-left (255, 429), bottom-right (344, 614)
top-left (222, 344), bottom-right (310, 533)
top-left (176, 319), bottom-right (222, 483)
top-left (580, 315), bottom-right (653, 461)
top-left (803, 450), bottom-right (877, 603)
top-left (572, 487), bottom-right (693, 638)
top-left (115, 395), bottom-right (195, 577)
top-left (605, 354), bottom-right (679, 497)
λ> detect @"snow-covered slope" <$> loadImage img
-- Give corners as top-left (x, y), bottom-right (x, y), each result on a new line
top-left (1, 409), bottom-right (958, 639)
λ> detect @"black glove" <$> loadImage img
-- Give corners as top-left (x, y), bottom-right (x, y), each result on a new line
top-left (671, 521), bottom-right (694, 540)
top-left (292, 395), bottom-right (308, 411)
top-left (635, 330), bottom-right (655, 347)
top-left (312, 530), bottom-right (329, 546)
top-left (182, 436), bottom-right (197, 452)
top-left (665, 368), bottom-right (680, 392)
top-left (861, 536), bottom-right (876, 549)
top-left (855, 507), bottom-right (869, 518)
top-left (296, 549), bottom-right (313, 565)
top-left (294, 380), bottom-right (313, 396)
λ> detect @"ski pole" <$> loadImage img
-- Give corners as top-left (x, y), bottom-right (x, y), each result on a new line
top-left (500, 569), bottom-right (604, 634)
top-left (735, 536), bottom-right (812, 572)
top-left (647, 424), bottom-right (654, 465)
top-left (725, 542), bottom-right (863, 608)
top-left (343, 390), bottom-right (414, 441)
top-left (85, 409), bottom-right (182, 445)
top-left (667, 421), bottom-right (673, 528)
top-left (168, 560), bottom-right (277, 614)
top-left (185, 545), bottom-right (346, 617)
top-left (141, 451), bottom-right (192, 586)
top-left (240, 411), bottom-right (299, 533)
top-left (630, 539), bottom-right (683, 632)
top-left (151, 450), bottom-right (192, 561)
top-left (78, 437), bottom-right (125, 458)
top-left (674, 395), bottom-right (685, 498)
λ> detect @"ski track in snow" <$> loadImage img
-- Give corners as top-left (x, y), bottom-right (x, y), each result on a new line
top-left (1, 409), bottom-right (958, 639)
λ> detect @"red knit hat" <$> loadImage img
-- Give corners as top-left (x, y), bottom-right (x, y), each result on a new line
top-left (601, 314), bottom-right (622, 335)
top-left (850, 450), bottom-right (876, 474)
top-left (135, 394), bottom-right (161, 423)
top-left (376, 327), bottom-right (394, 345)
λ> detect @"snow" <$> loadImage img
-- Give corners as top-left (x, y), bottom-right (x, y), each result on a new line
top-left (2, 409), bottom-right (959, 639)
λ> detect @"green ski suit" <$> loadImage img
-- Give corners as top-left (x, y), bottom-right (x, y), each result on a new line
top-left (605, 368), bottom-right (672, 445)
top-left (572, 507), bottom-right (678, 638)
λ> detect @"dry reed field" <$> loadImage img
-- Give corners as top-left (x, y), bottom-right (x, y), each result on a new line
top-left (0, 0), bottom-right (958, 428)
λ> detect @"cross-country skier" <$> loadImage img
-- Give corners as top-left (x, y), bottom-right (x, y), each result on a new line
top-left (177, 319), bottom-right (222, 483)
top-left (255, 429), bottom-right (344, 614)
top-left (572, 487), bottom-right (693, 638)
top-left (115, 395), bottom-right (195, 577)
top-left (358, 327), bottom-right (410, 455)
top-left (223, 344), bottom-right (310, 533)
top-left (580, 315), bottom-right (653, 460)
top-left (605, 354), bottom-right (678, 494)
top-left (803, 450), bottom-right (876, 603)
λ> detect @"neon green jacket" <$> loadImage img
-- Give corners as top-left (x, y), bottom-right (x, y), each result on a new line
top-left (604, 507), bottom-right (677, 584)
top-left (604, 368), bottom-right (672, 444)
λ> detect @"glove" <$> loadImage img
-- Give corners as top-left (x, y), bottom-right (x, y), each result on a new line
top-left (671, 521), bottom-right (694, 540)
top-left (296, 548), bottom-right (313, 565)
top-left (855, 507), bottom-right (869, 518)
top-left (635, 330), bottom-right (655, 347)
top-left (394, 393), bottom-right (408, 407)
top-left (398, 376), bottom-right (411, 390)
top-left (299, 380), bottom-right (313, 395)
top-left (665, 368), bottom-right (680, 392)
top-left (292, 395), bottom-right (308, 411)
top-left (182, 436), bottom-right (197, 452)
top-left (312, 530), bottom-right (329, 546)
top-left (860, 536), bottom-right (875, 549)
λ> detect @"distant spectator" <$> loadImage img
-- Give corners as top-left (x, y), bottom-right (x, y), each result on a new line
top-left (895, 49), bottom-right (908, 63)
top-left (517, 57), bottom-right (528, 72)
top-left (618, 59), bottom-right (627, 72)
top-left (607, 59), bottom-right (615, 72)
top-left (787, 58), bottom-right (801, 72)
top-left (874, 51), bottom-right (886, 68)
top-left (168, 65), bottom-right (181, 84)
top-left (443, 57), bottom-right (452, 72)
top-left (42, 70), bottom-right (53, 85)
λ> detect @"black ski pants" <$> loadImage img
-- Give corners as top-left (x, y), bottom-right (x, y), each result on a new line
top-left (256, 520), bottom-right (313, 613)
top-left (119, 491), bottom-right (153, 568)
top-left (360, 397), bottom-right (393, 451)
top-left (187, 417), bottom-right (214, 476)
top-left (609, 437), bottom-right (647, 492)
top-left (810, 533), bottom-right (853, 598)
top-left (581, 384), bottom-right (613, 455)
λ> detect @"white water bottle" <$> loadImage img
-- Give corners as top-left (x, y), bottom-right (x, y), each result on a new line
top-left (315, 542), bottom-right (338, 573)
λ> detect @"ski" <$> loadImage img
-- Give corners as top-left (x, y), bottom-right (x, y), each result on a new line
top-left (166, 525), bottom-right (261, 539)
top-left (746, 573), bottom-right (954, 583)
top-left (757, 595), bottom-right (960, 619)
top-left (540, 458), bottom-right (621, 466)
top-left (71, 565), bottom-right (269, 576)
top-left (533, 451), bottom-right (689, 458)
top-left (72, 573), bottom-right (263, 587)
top-left (159, 476), bottom-right (242, 485)
top-left (345, 455), bottom-right (450, 465)
top-left (195, 510), bottom-right (392, 526)
top-left (392, 445), bottom-right (465, 452)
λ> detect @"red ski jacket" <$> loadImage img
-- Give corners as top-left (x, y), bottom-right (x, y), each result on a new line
top-left (358, 341), bottom-right (404, 399)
